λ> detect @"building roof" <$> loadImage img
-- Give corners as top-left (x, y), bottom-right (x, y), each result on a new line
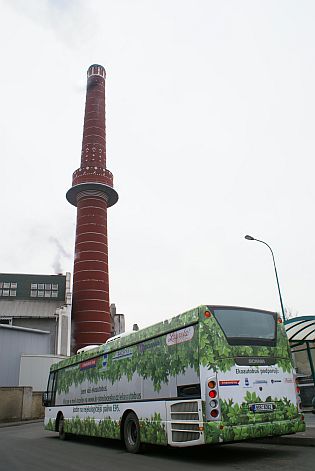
top-left (284, 316), bottom-right (315, 342)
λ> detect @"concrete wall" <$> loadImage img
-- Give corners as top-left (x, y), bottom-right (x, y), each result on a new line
top-left (0, 387), bottom-right (44, 422)
top-left (0, 387), bottom-right (33, 422)
top-left (31, 392), bottom-right (44, 419)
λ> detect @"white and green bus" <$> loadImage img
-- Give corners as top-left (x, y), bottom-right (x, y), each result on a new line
top-left (43, 305), bottom-right (305, 452)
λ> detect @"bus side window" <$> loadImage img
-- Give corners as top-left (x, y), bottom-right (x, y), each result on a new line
top-left (177, 384), bottom-right (201, 398)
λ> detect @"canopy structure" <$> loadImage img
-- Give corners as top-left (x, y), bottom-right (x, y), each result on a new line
top-left (284, 316), bottom-right (315, 342)
top-left (284, 316), bottom-right (315, 399)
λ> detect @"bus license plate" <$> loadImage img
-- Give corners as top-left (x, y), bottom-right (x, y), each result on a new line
top-left (251, 402), bottom-right (275, 412)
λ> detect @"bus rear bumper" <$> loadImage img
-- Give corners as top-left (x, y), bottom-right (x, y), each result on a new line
top-left (204, 416), bottom-right (305, 445)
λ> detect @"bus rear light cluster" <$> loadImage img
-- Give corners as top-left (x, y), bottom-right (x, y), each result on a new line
top-left (206, 377), bottom-right (221, 421)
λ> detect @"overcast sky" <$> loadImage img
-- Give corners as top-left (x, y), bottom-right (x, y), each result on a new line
top-left (1, 0), bottom-right (314, 329)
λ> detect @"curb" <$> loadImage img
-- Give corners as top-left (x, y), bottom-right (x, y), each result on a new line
top-left (0, 419), bottom-right (44, 429)
top-left (255, 433), bottom-right (315, 447)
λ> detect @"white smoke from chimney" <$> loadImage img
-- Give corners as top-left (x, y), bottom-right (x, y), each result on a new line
top-left (49, 236), bottom-right (71, 274)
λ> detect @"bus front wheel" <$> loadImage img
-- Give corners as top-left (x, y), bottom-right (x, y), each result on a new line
top-left (123, 412), bottom-right (141, 453)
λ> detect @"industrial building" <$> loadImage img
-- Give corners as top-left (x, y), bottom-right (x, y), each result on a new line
top-left (0, 272), bottom-right (71, 390)
top-left (0, 272), bottom-right (125, 390)
top-left (0, 272), bottom-right (71, 356)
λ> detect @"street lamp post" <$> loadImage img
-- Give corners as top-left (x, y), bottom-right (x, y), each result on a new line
top-left (245, 235), bottom-right (286, 322)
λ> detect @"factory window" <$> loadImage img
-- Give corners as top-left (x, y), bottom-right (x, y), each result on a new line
top-left (10, 290), bottom-right (16, 297)
top-left (0, 281), bottom-right (18, 294)
top-left (29, 282), bottom-right (59, 299)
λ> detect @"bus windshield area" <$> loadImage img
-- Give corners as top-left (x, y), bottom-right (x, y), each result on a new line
top-left (211, 307), bottom-right (277, 346)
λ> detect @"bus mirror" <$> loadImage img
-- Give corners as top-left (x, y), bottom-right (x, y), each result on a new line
top-left (42, 392), bottom-right (49, 407)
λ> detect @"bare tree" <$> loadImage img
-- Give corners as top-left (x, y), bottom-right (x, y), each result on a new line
top-left (285, 307), bottom-right (300, 319)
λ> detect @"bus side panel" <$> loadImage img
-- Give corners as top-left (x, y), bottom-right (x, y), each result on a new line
top-left (45, 401), bottom-right (169, 445)
top-left (53, 325), bottom-right (200, 407)
top-left (45, 323), bottom-right (201, 446)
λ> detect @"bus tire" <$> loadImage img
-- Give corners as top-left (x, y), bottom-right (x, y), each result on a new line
top-left (123, 411), bottom-right (141, 453)
top-left (58, 414), bottom-right (67, 441)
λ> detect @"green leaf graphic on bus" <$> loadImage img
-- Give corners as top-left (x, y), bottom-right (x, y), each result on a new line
top-left (203, 396), bottom-right (304, 444)
top-left (55, 306), bottom-right (292, 396)
top-left (60, 414), bottom-right (167, 444)
top-left (199, 312), bottom-right (292, 373)
top-left (56, 316), bottom-right (200, 394)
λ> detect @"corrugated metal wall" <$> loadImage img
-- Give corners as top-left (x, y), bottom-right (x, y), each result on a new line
top-left (13, 318), bottom-right (56, 353)
top-left (0, 326), bottom-right (50, 387)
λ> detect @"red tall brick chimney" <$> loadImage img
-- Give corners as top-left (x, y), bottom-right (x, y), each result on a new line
top-left (66, 64), bottom-right (118, 353)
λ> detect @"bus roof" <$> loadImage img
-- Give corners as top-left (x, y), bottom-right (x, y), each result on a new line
top-left (51, 304), bottom-right (277, 371)
top-left (51, 305), bottom-right (200, 371)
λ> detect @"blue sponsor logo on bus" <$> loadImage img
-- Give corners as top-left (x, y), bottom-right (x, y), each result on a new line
top-left (113, 348), bottom-right (133, 361)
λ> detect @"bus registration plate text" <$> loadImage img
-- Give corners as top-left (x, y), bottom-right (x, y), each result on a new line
top-left (251, 403), bottom-right (275, 413)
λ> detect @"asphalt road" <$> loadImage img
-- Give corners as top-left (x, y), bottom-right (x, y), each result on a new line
top-left (0, 422), bottom-right (314, 471)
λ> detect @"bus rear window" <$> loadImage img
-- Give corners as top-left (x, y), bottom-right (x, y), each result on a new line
top-left (211, 308), bottom-right (277, 346)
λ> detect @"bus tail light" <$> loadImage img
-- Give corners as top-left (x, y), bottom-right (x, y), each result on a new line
top-left (206, 376), bottom-right (221, 421)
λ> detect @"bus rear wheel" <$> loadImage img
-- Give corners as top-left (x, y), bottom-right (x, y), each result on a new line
top-left (123, 412), bottom-right (141, 453)
top-left (58, 414), bottom-right (67, 440)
